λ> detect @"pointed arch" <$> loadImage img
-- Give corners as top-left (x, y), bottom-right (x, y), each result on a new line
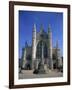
top-left (36, 40), bottom-right (48, 59)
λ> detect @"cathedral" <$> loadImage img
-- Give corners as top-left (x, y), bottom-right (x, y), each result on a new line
top-left (20, 24), bottom-right (63, 74)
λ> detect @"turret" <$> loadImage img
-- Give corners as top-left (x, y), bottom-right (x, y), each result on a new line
top-left (48, 24), bottom-right (53, 70)
top-left (32, 24), bottom-right (36, 69)
top-left (40, 24), bottom-right (44, 33)
top-left (25, 41), bottom-right (28, 47)
top-left (21, 41), bottom-right (28, 69)
top-left (55, 40), bottom-right (62, 68)
top-left (21, 47), bottom-right (26, 69)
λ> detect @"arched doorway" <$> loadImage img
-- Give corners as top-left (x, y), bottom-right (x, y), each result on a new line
top-left (26, 64), bottom-right (31, 70)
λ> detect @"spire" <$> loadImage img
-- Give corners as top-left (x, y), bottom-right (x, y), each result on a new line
top-left (32, 23), bottom-right (36, 38)
top-left (25, 41), bottom-right (28, 47)
top-left (40, 24), bottom-right (44, 32)
top-left (33, 23), bottom-right (36, 32)
top-left (56, 40), bottom-right (58, 49)
top-left (48, 24), bottom-right (52, 40)
top-left (48, 24), bottom-right (51, 33)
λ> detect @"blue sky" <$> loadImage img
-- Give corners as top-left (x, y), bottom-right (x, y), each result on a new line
top-left (19, 10), bottom-right (63, 58)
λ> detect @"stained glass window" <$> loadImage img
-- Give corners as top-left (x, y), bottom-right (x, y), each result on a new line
top-left (36, 41), bottom-right (48, 59)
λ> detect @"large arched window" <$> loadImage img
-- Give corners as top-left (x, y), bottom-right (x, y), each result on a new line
top-left (36, 41), bottom-right (48, 59)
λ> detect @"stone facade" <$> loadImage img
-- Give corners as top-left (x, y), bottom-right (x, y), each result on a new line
top-left (21, 24), bottom-right (63, 73)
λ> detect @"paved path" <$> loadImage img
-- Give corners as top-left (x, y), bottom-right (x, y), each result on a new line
top-left (19, 70), bottom-right (63, 79)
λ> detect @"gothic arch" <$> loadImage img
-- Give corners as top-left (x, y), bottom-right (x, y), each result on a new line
top-left (36, 40), bottom-right (48, 59)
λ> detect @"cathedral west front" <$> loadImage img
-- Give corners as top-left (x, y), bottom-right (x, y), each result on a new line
top-left (20, 24), bottom-right (63, 74)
